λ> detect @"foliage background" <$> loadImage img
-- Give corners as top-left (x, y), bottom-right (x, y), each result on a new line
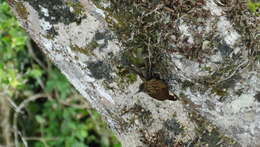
top-left (0, 0), bottom-right (120, 146)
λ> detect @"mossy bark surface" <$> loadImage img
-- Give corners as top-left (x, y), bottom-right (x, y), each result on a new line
top-left (8, 0), bottom-right (259, 146)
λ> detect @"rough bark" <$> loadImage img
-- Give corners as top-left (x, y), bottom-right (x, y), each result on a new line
top-left (7, 0), bottom-right (259, 146)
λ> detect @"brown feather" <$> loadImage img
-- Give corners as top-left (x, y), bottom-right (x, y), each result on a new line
top-left (142, 79), bottom-right (178, 101)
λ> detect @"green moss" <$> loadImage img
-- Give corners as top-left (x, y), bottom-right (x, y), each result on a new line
top-left (44, 27), bottom-right (58, 40)
top-left (86, 40), bottom-right (99, 50)
top-left (211, 86), bottom-right (228, 97)
top-left (92, 1), bottom-right (176, 78)
top-left (163, 118), bottom-right (184, 135)
top-left (92, 0), bottom-right (108, 8)
top-left (247, 0), bottom-right (260, 14)
top-left (188, 112), bottom-right (239, 146)
top-left (197, 64), bottom-right (241, 97)
top-left (139, 129), bottom-right (174, 146)
top-left (126, 73), bottom-right (137, 83)
top-left (23, 0), bottom-right (85, 25)
top-left (116, 65), bottom-right (138, 84)
top-left (120, 72), bottom-right (137, 84)
top-left (14, 1), bottom-right (28, 20)
top-left (70, 39), bottom-right (100, 56)
top-left (45, 33), bottom-right (55, 40)
top-left (182, 80), bottom-right (195, 90)
top-left (202, 66), bottom-right (212, 72)
top-left (66, 0), bottom-right (84, 17)
top-left (123, 48), bottom-right (146, 67)
top-left (256, 54), bottom-right (260, 61)
top-left (120, 104), bottom-right (153, 127)
top-left (224, 1), bottom-right (258, 63)
top-left (197, 60), bottom-right (238, 85)
top-left (70, 44), bottom-right (92, 56)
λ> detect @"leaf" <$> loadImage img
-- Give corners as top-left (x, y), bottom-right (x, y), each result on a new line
top-left (35, 115), bottom-right (46, 124)
top-left (27, 68), bottom-right (43, 78)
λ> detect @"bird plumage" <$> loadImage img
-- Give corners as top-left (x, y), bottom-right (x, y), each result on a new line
top-left (140, 79), bottom-right (178, 101)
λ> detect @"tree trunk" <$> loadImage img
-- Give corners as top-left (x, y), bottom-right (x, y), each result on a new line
top-left (7, 0), bottom-right (259, 146)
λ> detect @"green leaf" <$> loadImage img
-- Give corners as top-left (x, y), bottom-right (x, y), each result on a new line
top-left (35, 115), bottom-right (46, 124)
top-left (27, 68), bottom-right (43, 78)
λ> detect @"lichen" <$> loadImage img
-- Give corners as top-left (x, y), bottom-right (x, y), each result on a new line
top-left (65, 0), bottom-right (85, 17)
top-left (122, 48), bottom-right (146, 68)
top-left (93, 0), bottom-right (206, 79)
top-left (86, 40), bottom-right (99, 51)
top-left (223, 0), bottom-right (259, 61)
top-left (45, 27), bottom-right (58, 40)
top-left (92, 0), bottom-right (258, 92)
top-left (195, 60), bottom-right (242, 97)
top-left (211, 86), bottom-right (228, 97)
top-left (87, 61), bottom-right (112, 80)
top-left (139, 128), bottom-right (182, 147)
top-left (181, 80), bottom-right (195, 90)
top-left (13, 1), bottom-right (28, 20)
top-left (163, 118), bottom-right (184, 136)
top-left (120, 104), bottom-right (153, 127)
top-left (70, 44), bottom-right (92, 56)
top-left (70, 37), bottom-right (101, 56)
top-left (24, 0), bottom-right (86, 25)
top-left (126, 73), bottom-right (137, 83)
top-left (188, 112), bottom-right (239, 146)
top-left (114, 65), bottom-right (138, 87)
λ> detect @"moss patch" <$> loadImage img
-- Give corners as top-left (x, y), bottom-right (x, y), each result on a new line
top-left (66, 0), bottom-right (85, 17)
top-left (163, 118), bottom-right (184, 135)
top-left (223, 0), bottom-right (259, 61)
top-left (247, 0), bottom-right (260, 14)
top-left (24, 0), bottom-right (86, 25)
top-left (187, 112), bottom-right (239, 146)
top-left (45, 27), bottom-right (58, 40)
top-left (126, 73), bottom-right (137, 83)
top-left (87, 61), bottom-right (112, 80)
top-left (182, 80), bottom-right (195, 90)
top-left (120, 104), bottom-right (153, 127)
top-left (115, 65), bottom-right (138, 85)
top-left (92, 0), bottom-right (208, 80)
top-left (70, 44), bottom-right (92, 56)
top-left (139, 128), bottom-right (182, 147)
top-left (14, 1), bottom-right (28, 20)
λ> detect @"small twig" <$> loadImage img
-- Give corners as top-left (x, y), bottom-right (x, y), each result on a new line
top-left (36, 77), bottom-right (45, 90)
top-left (147, 38), bottom-right (152, 75)
top-left (0, 93), bottom-right (13, 147)
top-left (12, 93), bottom-right (48, 147)
top-left (163, 6), bottom-right (175, 13)
top-left (23, 137), bottom-right (58, 141)
top-left (216, 60), bottom-right (249, 84)
top-left (59, 95), bottom-right (91, 109)
top-left (6, 97), bottom-right (19, 112)
top-left (19, 132), bottom-right (28, 147)
top-left (15, 93), bottom-right (48, 112)
top-left (26, 39), bottom-right (46, 69)
top-left (144, 4), bottom-right (163, 16)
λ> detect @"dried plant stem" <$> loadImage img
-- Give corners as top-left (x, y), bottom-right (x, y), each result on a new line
top-left (0, 92), bottom-right (13, 147)
top-left (12, 93), bottom-right (48, 147)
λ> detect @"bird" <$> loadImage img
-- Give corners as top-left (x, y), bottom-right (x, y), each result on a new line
top-left (126, 63), bottom-right (178, 101)
top-left (139, 79), bottom-right (178, 101)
